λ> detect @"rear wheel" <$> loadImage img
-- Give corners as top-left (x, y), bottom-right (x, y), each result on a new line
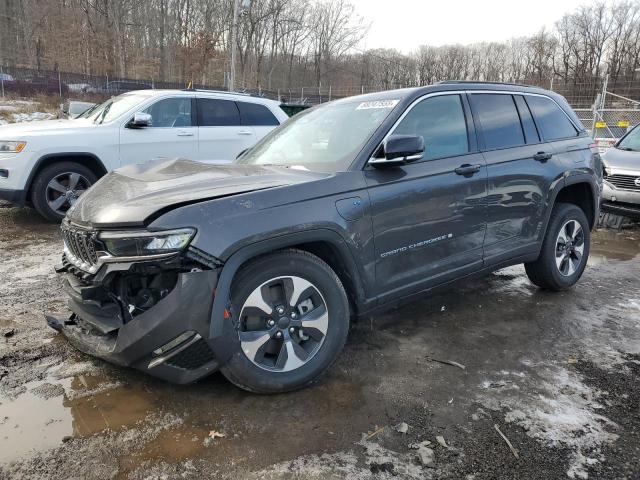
top-left (525, 203), bottom-right (590, 291)
top-left (220, 249), bottom-right (350, 393)
top-left (31, 161), bottom-right (97, 222)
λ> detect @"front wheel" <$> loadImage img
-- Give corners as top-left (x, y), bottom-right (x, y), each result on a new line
top-left (525, 203), bottom-right (590, 291)
top-left (31, 161), bottom-right (97, 222)
top-left (220, 249), bottom-right (350, 393)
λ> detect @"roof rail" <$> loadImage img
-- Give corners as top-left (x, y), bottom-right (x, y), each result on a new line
top-left (181, 88), bottom-right (252, 96)
top-left (437, 80), bottom-right (537, 88)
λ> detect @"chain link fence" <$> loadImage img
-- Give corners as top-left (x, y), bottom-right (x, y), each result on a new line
top-left (2, 64), bottom-right (640, 148)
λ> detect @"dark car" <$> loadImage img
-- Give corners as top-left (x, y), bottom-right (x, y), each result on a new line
top-left (47, 82), bottom-right (602, 393)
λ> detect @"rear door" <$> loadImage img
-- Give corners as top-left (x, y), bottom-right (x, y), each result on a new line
top-left (365, 93), bottom-right (487, 301)
top-left (119, 95), bottom-right (198, 166)
top-left (196, 97), bottom-right (256, 164)
top-left (237, 101), bottom-right (281, 142)
top-left (469, 92), bottom-right (556, 263)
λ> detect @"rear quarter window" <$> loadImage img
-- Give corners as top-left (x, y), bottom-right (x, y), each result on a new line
top-left (525, 95), bottom-right (578, 141)
top-left (237, 102), bottom-right (280, 126)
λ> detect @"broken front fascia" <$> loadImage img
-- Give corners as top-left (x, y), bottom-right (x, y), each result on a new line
top-left (48, 227), bottom-right (225, 383)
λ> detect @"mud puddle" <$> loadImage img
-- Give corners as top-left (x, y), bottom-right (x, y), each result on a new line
top-left (590, 228), bottom-right (640, 263)
top-left (0, 363), bottom-right (154, 463)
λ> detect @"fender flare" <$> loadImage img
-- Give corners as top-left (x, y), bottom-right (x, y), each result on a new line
top-left (206, 228), bottom-right (365, 362)
top-left (23, 152), bottom-right (108, 203)
top-left (542, 174), bottom-right (599, 236)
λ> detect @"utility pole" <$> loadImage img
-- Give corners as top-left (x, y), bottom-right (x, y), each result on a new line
top-left (229, 0), bottom-right (251, 92)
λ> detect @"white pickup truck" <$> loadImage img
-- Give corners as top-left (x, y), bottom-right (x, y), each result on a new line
top-left (0, 89), bottom-right (288, 221)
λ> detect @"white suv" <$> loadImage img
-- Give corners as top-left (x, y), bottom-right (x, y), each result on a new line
top-left (0, 89), bottom-right (288, 221)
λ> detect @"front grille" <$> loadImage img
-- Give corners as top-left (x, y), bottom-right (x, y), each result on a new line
top-left (61, 222), bottom-right (99, 270)
top-left (165, 339), bottom-right (216, 370)
top-left (607, 174), bottom-right (640, 191)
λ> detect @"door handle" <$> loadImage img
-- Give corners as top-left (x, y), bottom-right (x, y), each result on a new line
top-left (533, 152), bottom-right (553, 162)
top-left (177, 131), bottom-right (194, 137)
top-left (455, 164), bottom-right (482, 176)
top-left (238, 130), bottom-right (253, 136)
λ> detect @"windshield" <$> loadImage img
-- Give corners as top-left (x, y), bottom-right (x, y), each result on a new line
top-left (236, 99), bottom-right (399, 172)
top-left (79, 93), bottom-right (153, 124)
top-left (617, 126), bottom-right (640, 152)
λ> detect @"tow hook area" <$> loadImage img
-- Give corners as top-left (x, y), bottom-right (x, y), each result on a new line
top-left (45, 315), bottom-right (64, 332)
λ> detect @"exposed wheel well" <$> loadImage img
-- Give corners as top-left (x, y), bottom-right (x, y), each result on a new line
top-left (555, 182), bottom-right (595, 229)
top-left (27, 154), bottom-right (107, 201)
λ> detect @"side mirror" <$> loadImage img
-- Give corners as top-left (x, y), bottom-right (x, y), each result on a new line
top-left (369, 135), bottom-right (424, 167)
top-left (128, 112), bottom-right (152, 128)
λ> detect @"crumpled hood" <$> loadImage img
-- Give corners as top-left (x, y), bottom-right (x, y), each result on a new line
top-left (67, 158), bottom-right (325, 227)
top-left (603, 147), bottom-right (640, 172)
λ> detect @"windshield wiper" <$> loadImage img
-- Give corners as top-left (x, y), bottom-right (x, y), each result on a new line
top-left (618, 146), bottom-right (638, 152)
top-left (95, 101), bottom-right (113, 124)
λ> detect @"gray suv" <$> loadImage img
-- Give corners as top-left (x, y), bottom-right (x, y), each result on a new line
top-left (47, 82), bottom-right (602, 393)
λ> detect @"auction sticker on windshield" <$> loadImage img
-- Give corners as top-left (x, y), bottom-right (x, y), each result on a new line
top-left (356, 100), bottom-right (399, 110)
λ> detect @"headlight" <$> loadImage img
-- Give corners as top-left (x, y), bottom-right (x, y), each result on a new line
top-left (0, 141), bottom-right (27, 153)
top-left (99, 228), bottom-right (195, 257)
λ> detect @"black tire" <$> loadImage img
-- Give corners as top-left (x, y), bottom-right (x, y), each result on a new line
top-left (220, 249), bottom-right (350, 393)
top-left (31, 161), bottom-right (98, 222)
top-left (525, 203), bottom-right (590, 291)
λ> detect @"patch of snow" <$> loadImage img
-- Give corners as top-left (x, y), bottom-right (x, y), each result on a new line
top-left (11, 111), bottom-right (55, 123)
top-left (478, 365), bottom-right (618, 479)
top-left (258, 438), bottom-right (428, 480)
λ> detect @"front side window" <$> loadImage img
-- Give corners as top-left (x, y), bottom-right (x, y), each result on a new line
top-left (526, 95), bottom-right (578, 141)
top-left (393, 94), bottom-right (469, 160)
top-left (471, 93), bottom-right (525, 150)
top-left (236, 99), bottom-right (397, 173)
top-left (617, 125), bottom-right (640, 152)
top-left (238, 102), bottom-right (279, 126)
top-left (142, 97), bottom-right (192, 127)
top-left (197, 98), bottom-right (241, 126)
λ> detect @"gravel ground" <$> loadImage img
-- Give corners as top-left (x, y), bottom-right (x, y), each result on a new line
top-left (0, 202), bottom-right (639, 479)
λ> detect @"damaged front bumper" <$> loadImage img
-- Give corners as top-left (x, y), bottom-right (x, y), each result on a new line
top-left (47, 223), bottom-right (228, 384)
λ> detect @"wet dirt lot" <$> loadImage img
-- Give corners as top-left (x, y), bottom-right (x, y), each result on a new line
top-left (0, 202), bottom-right (639, 480)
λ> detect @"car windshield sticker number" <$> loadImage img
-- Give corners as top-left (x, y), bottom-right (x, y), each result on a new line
top-left (356, 100), bottom-right (399, 110)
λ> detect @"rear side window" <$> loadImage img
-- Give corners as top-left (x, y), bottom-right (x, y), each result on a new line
top-left (238, 102), bottom-right (280, 126)
top-left (197, 98), bottom-right (241, 126)
top-left (393, 94), bottom-right (469, 160)
top-left (525, 95), bottom-right (578, 140)
top-left (470, 94), bottom-right (524, 150)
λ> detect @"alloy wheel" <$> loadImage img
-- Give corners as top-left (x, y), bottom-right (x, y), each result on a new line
top-left (46, 172), bottom-right (91, 216)
top-left (238, 275), bottom-right (329, 372)
top-left (555, 219), bottom-right (585, 276)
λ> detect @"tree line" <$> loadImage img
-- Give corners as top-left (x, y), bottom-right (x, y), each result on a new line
top-left (1, 0), bottom-right (639, 104)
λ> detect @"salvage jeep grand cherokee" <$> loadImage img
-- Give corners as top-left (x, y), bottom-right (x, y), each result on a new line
top-left (47, 82), bottom-right (602, 393)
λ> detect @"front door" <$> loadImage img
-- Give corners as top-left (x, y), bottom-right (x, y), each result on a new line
top-left (365, 93), bottom-right (487, 302)
top-left (119, 96), bottom-right (198, 166)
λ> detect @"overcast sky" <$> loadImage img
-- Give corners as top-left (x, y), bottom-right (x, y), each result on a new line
top-left (350, 0), bottom-right (589, 52)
